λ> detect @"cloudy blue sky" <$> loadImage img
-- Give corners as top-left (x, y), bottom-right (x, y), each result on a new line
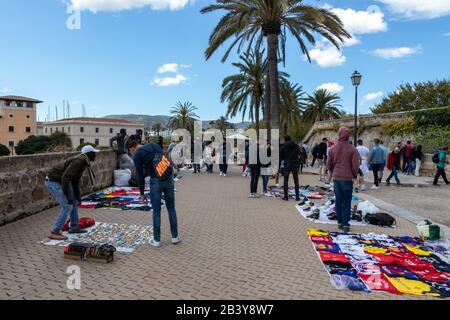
top-left (0, 0), bottom-right (449, 122)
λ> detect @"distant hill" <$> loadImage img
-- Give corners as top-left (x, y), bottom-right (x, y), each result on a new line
top-left (104, 114), bottom-right (251, 130)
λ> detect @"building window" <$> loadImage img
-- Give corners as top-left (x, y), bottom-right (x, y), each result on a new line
top-left (9, 114), bottom-right (13, 118)
top-left (95, 128), bottom-right (99, 134)
top-left (26, 115), bottom-right (30, 119)
top-left (95, 139), bottom-right (99, 146)
top-left (16, 102), bottom-right (23, 108)
top-left (26, 102), bottom-right (33, 108)
top-left (50, 128), bottom-right (53, 133)
top-left (8, 126), bottom-right (14, 133)
top-left (62, 127), bottom-right (65, 133)
top-left (80, 139), bottom-right (85, 145)
top-left (68, 127), bottom-right (71, 133)
top-left (9, 141), bottom-right (14, 148)
top-left (80, 127), bottom-right (84, 133)
top-left (110, 128), bottom-right (113, 134)
top-left (26, 127), bottom-right (31, 133)
top-left (5, 101), bottom-right (11, 107)
top-left (45, 128), bottom-right (48, 133)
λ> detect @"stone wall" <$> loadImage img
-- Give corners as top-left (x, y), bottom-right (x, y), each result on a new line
top-left (0, 150), bottom-right (117, 226)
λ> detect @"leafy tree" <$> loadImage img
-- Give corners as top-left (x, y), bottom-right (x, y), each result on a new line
top-left (15, 136), bottom-right (53, 155)
top-left (303, 89), bottom-right (343, 123)
top-left (50, 132), bottom-right (72, 149)
top-left (371, 79), bottom-right (450, 114)
top-left (202, 0), bottom-right (350, 130)
top-left (0, 144), bottom-right (10, 157)
top-left (152, 122), bottom-right (164, 137)
top-left (167, 101), bottom-right (199, 134)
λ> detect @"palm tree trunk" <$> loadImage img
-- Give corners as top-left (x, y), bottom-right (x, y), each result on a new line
top-left (255, 96), bottom-right (260, 141)
top-left (267, 34), bottom-right (281, 132)
top-left (264, 68), bottom-right (271, 135)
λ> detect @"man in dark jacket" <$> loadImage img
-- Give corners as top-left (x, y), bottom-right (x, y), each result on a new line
top-left (45, 145), bottom-right (99, 240)
top-left (281, 136), bottom-right (301, 201)
top-left (126, 140), bottom-right (180, 248)
top-left (317, 138), bottom-right (328, 181)
top-left (246, 139), bottom-right (261, 198)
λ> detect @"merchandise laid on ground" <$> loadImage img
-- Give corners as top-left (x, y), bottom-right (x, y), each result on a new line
top-left (308, 229), bottom-right (450, 297)
top-left (267, 185), bottom-right (333, 200)
top-left (79, 187), bottom-right (162, 211)
top-left (297, 199), bottom-right (386, 226)
top-left (40, 222), bottom-right (153, 253)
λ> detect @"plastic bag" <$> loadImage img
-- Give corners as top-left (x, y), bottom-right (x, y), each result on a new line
top-left (357, 200), bottom-right (379, 217)
top-left (114, 169), bottom-right (132, 187)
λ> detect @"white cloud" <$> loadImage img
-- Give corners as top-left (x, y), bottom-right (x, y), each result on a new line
top-left (157, 63), bottom-right (191, 74)
top-left (371, 45), bottom-right (422, 59)
top-left (331, 6), bottom-right (388, 35)
top-left (0, 87), bottom-right (12, 93)
top-left (309, 45), bottom-right (346, 68)
top-left (70, 0), bottom-right (191, 12)
top-left (364, 91), bottom-right (384, 101)
top-left (444, 32), bottom-right (450, 37)
top-left (316, 83), bottom-right (344, 94)
top-left (376, 0), bottom-right (450, 19)
top-left (152, 74), bottom-right (187, 87)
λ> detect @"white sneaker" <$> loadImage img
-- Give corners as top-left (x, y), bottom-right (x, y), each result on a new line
top-left (220, 172), bottom-right (223, 176)
top-left (149, 237), bottom-right (161, 248)
top-left (171, 237), bottom-right (181, 245)
top-left (370, 186), bottom-right (379, 190)
top-left (264, 192), bottom-right (272, 197)
top-left (223, 174), bottom-right (227, 177)
top-left (360, 185), bottom-right (366, 191)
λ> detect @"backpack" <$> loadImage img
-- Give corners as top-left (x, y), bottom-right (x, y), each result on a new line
top-left (364, 212), bottom-right (396, 227)
top-left (432, 153), bottom-right (440, 164)
top-left (62, 217), bottom-right (96, 232)
top-left (153, 153), bottom-right (172, 180)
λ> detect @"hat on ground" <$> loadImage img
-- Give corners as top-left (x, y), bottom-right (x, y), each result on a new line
top-left (81, 145), bottom-right (100, 154)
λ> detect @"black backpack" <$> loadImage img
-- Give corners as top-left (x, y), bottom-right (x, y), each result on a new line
top-left (432, 153), bottom-right (440, 164)
top-left (364, 212), bottom-right (396, 227)
top-left (152, 153), bottom-right (173, 180)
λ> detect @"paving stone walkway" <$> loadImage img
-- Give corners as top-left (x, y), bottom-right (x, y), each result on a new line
top-left (0, 166), bottom-right (436, 300)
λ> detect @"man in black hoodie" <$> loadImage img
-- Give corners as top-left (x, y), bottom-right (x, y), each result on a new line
top-left (281, 136), bottom-right (300, 201)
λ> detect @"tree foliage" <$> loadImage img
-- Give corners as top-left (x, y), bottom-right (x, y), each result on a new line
top-left (303, 89), bottom-right (343, 123)
top-left (50, 132), bottom-right (72, 149)
top-left (0, 144), bottom-right (10, 157)
top-left (371, 79), bottom-right (450, 114)
top-left (167, 101), bottom-right (199, 133)
top-left (15, 136), bottom-right (53, 155)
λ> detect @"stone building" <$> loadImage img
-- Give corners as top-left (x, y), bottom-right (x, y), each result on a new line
top-left (42, 117), bottom-right (144, 148)
top-left (0, 95), bottom-right (43, 155)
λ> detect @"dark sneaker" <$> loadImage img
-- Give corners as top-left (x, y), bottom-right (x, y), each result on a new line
top-left (295, 197), bottom-right (301, 201)
top-left (282, 197), bottom-right (289, 201)
top-left (386, 180), bottom-right (390, 185)
top-left (68, 226), bottom-right (88, 234)
top-left (343, 226), bottom-right (350, 233)
top-left (49, 232), bottom-right (68, 241)
top-left (338, 224), bottom-right (344, 230)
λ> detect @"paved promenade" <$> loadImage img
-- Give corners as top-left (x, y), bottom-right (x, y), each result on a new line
top-left (0, 167), bottom-right (436, 300)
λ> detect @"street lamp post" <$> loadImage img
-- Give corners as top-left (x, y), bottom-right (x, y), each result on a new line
top-left (351, 71), bottom-right (362, 146)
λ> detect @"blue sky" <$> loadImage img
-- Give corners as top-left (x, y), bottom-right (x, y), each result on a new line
top-left (0, 0), bottom-right (449, 122)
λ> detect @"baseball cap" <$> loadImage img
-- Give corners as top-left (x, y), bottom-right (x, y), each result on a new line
top-left (81, 145), bottom-right (100, 154)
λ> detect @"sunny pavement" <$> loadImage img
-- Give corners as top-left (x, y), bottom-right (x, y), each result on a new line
top-left (0, 166), bottom-right (438, 300)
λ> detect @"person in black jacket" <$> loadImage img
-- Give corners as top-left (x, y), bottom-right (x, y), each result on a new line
top-left (280, 136), bottom-right (300, 201)
top-left (246, 139), bottom-right (261, 197)
top-left (311, 143), bottom-right (319, 167)
top-left (413, 145), bottom-right (424, 177)
top-left (317, 138), bottom-right (328, 181)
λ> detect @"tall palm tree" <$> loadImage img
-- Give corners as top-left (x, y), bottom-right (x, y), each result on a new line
top-left (304, 89), bottom-right (343, 123)
top-left (152, 122), bottom-right (163, 137)
top-left (209, 116), bottom-right (236, 137)
top-left (168, 101), bottom-right (199, 134)
top-left (221, 50), bottom-right (266, 134)
top-left (202, 0), bottom-right (351, 130)
top-left (279, 80), bottom-right (305, 137)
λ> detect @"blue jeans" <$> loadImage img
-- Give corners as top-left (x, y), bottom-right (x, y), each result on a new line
top-left (387, 166), bottom-right (400, 183)
top-left (261, 175), bottom-right (269, 193)
top-left (333, 180), bottom-right (353, 227)
top-left (150, 177), bottom-right (179, 242)
top-left (45, 180), bottom-right (79, 234)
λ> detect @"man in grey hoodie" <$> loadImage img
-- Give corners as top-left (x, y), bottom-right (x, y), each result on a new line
top-left (327, 127), bottom-right (360, 232)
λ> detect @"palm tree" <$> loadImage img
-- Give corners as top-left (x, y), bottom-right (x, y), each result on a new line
top-left (209, 116), bottom-right (236, 137)
top-left (167, 101), bottom-right (199, 134)
top-left (304, 89), bottom-right (343, 123)
top-left (221, 50), bottom-right (266, 134)
top-left (152, 122), bottom-right (163, 137)
top-left (202, 0), bottom-right (351, 130)
top-left (279, 80), bottom-right (305, 137)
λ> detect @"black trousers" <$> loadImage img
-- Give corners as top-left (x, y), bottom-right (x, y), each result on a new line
top-left (372, 164), bottom-right (381, 186)
top-left (311, 156), bottom-right (317, 167)
top-left (250, 167), bottom-right (261, 193)
top-left (434, 167), bottom-right (449, 185)
top-left (284, 163), bottom-right (300, 199)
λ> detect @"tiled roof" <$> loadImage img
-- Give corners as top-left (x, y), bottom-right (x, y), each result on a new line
top-left (0, 96), bottom-right (43, 103)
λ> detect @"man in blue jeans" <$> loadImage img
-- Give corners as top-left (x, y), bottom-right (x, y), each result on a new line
top-left (45, 145), bottom-right (99, 240)
top-left (327, 127), bottom-right (360, 233)
top-left (126, 139), bottom-right (180, 248)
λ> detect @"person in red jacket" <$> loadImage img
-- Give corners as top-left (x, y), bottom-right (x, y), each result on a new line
top-left (327, 127), bottom-right (360, 233)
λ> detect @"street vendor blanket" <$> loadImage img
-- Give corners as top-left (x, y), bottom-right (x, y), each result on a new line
top-left (308, 229), bottom-right (450, 297)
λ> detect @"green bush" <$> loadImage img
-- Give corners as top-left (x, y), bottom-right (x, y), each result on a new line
top-left (15, 136), bottom-right (53, 155)
top-left (411, 106), bottom-right (450, 128)
top-left (381, 118), bottom-right (417, 137)
top-left (50, 132), bottom-right (72, 149)
top-left (76, 142), bottom-right (96, 152)
top-left (0, 144), bottom-right (10, 156)
top-left (415, 125), bottom-right (450, 154)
